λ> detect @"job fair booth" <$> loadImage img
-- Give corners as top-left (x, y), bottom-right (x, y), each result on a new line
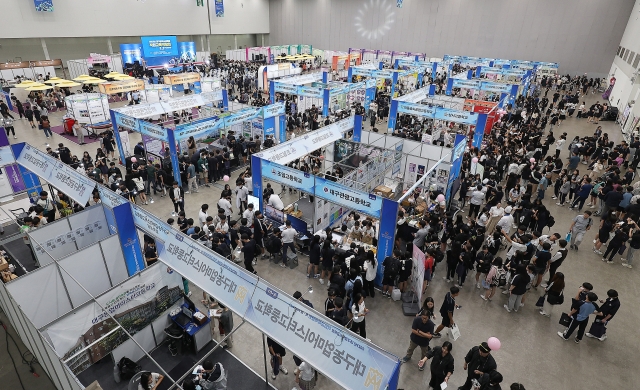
top-left (0, 140), bottom-right (401, 390)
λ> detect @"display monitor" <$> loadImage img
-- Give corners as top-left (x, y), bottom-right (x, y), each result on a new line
top-left (247, 195), bottom-right (260, 211)
top-left (141, 36), bottom-right (178, 58)
top-left (265, 204), bottom-right (285, 224)
top-left (183, 293), bottom-right (196, 312)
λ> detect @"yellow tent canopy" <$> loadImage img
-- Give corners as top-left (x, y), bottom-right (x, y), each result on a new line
top-left (73, 75), bottom-right (94, 80)
top-left (45, 79), bottom-right (70, 84)
top-left (15, 81), bottom-right (43, 88)
top-left (56, 81), bottom-right (82, 88)
top-left (25, 85), bottom-right (53, 91)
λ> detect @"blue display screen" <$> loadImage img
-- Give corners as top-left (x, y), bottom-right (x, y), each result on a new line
top-left (141, 36), bottom-right (179, 57)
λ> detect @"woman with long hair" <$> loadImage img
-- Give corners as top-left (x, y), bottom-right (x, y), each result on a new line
top-left (539, 272), bottom-right (565, 317)
top-left (363, 250), bottom-right (377, 298)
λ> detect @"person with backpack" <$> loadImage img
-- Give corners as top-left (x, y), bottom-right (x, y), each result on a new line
top-left (480, 257), bottom-right (505, 301)
top-left (41, 115), bottom-right (52, 138)
top-left (382, 250), bottom-right (401, 298)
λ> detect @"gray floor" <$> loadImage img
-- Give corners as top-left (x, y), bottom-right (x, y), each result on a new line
top-left (1, 90), bottom-right (639, 390)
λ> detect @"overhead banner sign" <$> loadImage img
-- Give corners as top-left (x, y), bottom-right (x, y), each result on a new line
top-left (214, 0), bottom-right (224, 17)
top-left (16, 144), bottom-right (94, 205)
top-left (274, 83), bottom-right (298, 94)
top-left (261, 160), bottom-right (315, 193)
top-left (113, 111), bottom-right (139, 131)
top-left (224, 108), bottom-right (261, 127)
top-left (98, 186), bottom-right (127, 209)
top-left (397, 101), bottom-right (436, 117)
top-left (201, 89), bottom-right (224, 102)
top-left (98, 79), bottom-right (145, 95)
top-left (139, 121), bottom-right (169, 142)
top-left (0, 146), bottom-right (16, 167)
top-left (254, 117), bottom-right (354, 165)
top-left (114, 103), bottom-right (164, 119)
top-left (480, 82), bottom-right (512, 94)
top-left (297, 86), bottom-right (324, 98)
top-left (175, 118), bottom-right (223, 140)
top-left (160, 95), bottom-right (207, 113)
top-left (395, 86), bottom-right (430, 103)
top-left (262, 103), bottom-right (286, 119)
top-left (452, 79), bottom-right (481, 89)
top-left (278, 72), bottom-right (323, 86)
top-left (435, 108), bottom-right (479, 125)
top-left (315, 176), bottom-right (383, 218)
top-left (245, 280), bottom-right (399, 390)
top-left (164, 72), bottom-right (201, 85)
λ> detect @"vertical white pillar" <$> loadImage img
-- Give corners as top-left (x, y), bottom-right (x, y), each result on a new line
top-left (234, 35), bottom-right (238, 50)
top-left (40, 38), bottom-right (50, 60)
top-left (107, 38), bottom-right (114, 54)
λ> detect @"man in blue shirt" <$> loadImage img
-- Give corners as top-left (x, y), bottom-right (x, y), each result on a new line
top-left (558, 292), bottom-right (599, 343)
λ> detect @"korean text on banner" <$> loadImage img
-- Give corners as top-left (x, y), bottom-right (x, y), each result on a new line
top-left (114, 103), bottom-right (165, 119)
top-left (175, 118), bottom-right (224, 140)
top-left (98, 186), bottom-right (127, 209)
top-left (113, 111), bottom-right (139, 132)
top-left (159, 230), bottom-right (258, 317)
top-left (16, 144), bottom-right (94, 205)
top-left (262, 103), bottom-right (286, 119)
top-left (261, 160), bottom-right (315, 193)
top-left (435, 108), bottom-right (478, 125)
top-left (315, 177), bottom-right (382, 219)
top-left (254, 117), bottom-right (353, 165)
top-left (397, 102), bottom-right (436, 117)
top-left (245, 280), bottom-right (399, 390)
top-left (139, 121), bottom-right (169, 142)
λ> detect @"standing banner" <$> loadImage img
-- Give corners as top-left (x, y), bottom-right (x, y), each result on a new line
top-left (113, 203), bottom-right (145, 276)
top-left (411, 245), bottom-right (426, 305)
top-left (376, 198), bottom-right (399, 285)
top-left (16, 144), bottom-right (94, 205)
top-left (215, 0), bottom-right (224, 17)
top-left (244, 280), bottom-right (399, 390)
top-left (445, 134), bottom-right (466, 202)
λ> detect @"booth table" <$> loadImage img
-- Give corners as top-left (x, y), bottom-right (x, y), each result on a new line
top-left (170, 303), bottom-right (212, 354)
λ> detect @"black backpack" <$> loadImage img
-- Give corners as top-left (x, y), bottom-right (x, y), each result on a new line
top-left (547, 215), bottom-right (556, 228)
top-left (117, 357), bottom-right (141, 380)
top-left (385, 257), bottom-right (399, 276)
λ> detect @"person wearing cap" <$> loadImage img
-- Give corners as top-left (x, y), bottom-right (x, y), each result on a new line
top-left (459, 342), bottom-right (497, 390)
top-left (495, 206), bottom-right (514, 235)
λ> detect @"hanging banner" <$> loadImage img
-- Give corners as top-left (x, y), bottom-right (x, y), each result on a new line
top-left (224, 108), bottom-right (261, 127)
top-left (297, 86), bottom-right (324, 98)
top-left (98, 79), bottom-right (145, 95)
top-left (98, 186), bottom-right (127, 209)
top-left (315, 177), bottom-right (382, 219)
top-left (262, 103), bottom-right (286, 119)
top-left (113, 111), bottom-right (139, 132)
top-left (254, 117), bottom-right (353, 164)
top-left (452, 79), bottom-right (481, 89)
top-left (45, 264), bottom-right (183, 367)
top-left (114, 103), bottom-right (165, 119)
top-left (16, 144), bottom-right (94, 205)
top-left (164, 73), bottom-right (201, 85)
top-left (34, 0), bottom-right (53, 12)
top-left (215, 0), bottom-right (224, 17)
top-left (175, 118), bottom-right (224, 140)
top-left (244, 280), bottom-right (399, 390)
top-left (274, 83), bottom-right (298, 94)
top-left (397, 102), bottom-right (436, 117)
top-left (480, 82), bottom-right (512, 94)
top-left (435, 108), bottom-right (478, 125)
top-left (160, 94), bottom-right (207, 113)
top-left (261, 160), bottom-right (315, 193)
top-left (138, 121), bottom-right (169, 142)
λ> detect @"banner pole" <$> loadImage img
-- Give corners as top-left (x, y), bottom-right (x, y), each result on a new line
top-left (262, 333), bottom-right (269, 385)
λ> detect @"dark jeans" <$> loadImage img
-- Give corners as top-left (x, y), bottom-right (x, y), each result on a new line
top-left (603, 244), bottom-right (621, 261)
top-left (570, 196), bottom-right (587, 210)
top-left (146, 178), bottom-right (157, 195)
top-left (282, 242), bottom-right (296, 265)
top-left (351, 318), bottom-right (366, 338)
top-left (363, 278), bottom-right (375, 298)
top-left (244, 259), bottom-right (255, 274)
top-left (468, 203), bottom-right (481, 219)
top-left (173, 200), bottom-right (184, 213)
top-left (5, 126), bottom-right (14, 136)
top-left (563, 316), bottom-right (589, 340)
top-left (559, 192), bottom-right (568, 205)
top-left (446, 262), bottom-right (456, 280)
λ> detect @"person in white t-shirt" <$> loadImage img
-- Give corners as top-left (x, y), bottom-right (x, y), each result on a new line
top-left (235, 180), bottom-right (249, 215)
top-left (281, 220), bottom-right (297, 268)
top-left (486, 203), bottom-right (505, 233)
top-left (198, 204), bottom-right (209, 227)
top-left (138, 372), bottom-right (163, 390)
top-left (295, 361), bottom-right (316, 390)
top-left (217, 196), bottom-right (233, 221)
top-left (242, 203), bottom-right (255, 227)
top-left (468, 185), bottom-right (486, 219)
top-left (268, 193), bottom-right (284, 211)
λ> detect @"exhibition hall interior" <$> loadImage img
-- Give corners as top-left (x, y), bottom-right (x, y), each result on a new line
top-left (1, 0), bottom-right (640, 389)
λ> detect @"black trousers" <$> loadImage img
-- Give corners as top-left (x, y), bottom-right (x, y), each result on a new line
top-left (173, 200), bottom-right (184, 213)
top-left (563, 317), bottom-right (588, 340)
top-left (351, 318), bottom-right (366, 338)
top-left (468, 203), bottom-right (481, 218)
top-left (363, 278), bottom-right (375, 298)
top-left (460, 374), bottom-right (481, 390)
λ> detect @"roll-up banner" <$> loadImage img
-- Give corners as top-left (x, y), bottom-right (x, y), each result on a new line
top-left (16, 144), bottom-right (94, 205)
top-left (113, 203), bottom-right (146, 276)
top-left (314, 176), bottom-right (382, 219)
top-left (375, 198), bottom-right (399, 284)
top-left (261, 160), bottom-right (315, 193)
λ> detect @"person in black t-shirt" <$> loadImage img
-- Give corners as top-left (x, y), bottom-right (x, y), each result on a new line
top-left (433, 286), bottom-right (460, 337)
top-left (144, 241), bottom-right (158, 266)
top-left (267, 337), bottom-right (287, 380)
top-left (401, 313), bottom-right (434, 365)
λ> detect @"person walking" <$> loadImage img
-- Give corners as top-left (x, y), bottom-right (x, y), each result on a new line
top-left (558, 292), bottom-right (598, 343)
top-left (241, 234), bottom-right (257, 274)
top-left (186, 161), bottom-right (198, 193)
top-left (363, 250), bottom-right (377, 298)
top-left (350, 293), bottom-right (368, 339)
top-left (418, 341), bottom-right (454, 388)
top-left (401, 311), bottom-right (434, 366)
top-left (504, 265), bottom-right (528, 313)
top-left (281, 220), bottom-right (297, 268)
top-left (568, 211), bottom-right (593, 250)
top-left (585, 289), bottom-right (620, 341)
top-left (539, 272), bottom-right (565, 317)
top-left (433, 286), bottom-right (460, 338)
top-left (41, 115), bottom-right (53, 138)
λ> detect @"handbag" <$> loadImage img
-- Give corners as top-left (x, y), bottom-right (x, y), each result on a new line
top-left (618, 244), bottom-right (627, 255)
top-left (565, 231), bottom-right (572, 242)
top-left (559, 312), bottom-right (572, 327)
top-left (547, 291), bottom-right (564, 305)
top-left (449, 324), bottom-right (461, 341)
top-left (535, 294), bottom-right (546, 307)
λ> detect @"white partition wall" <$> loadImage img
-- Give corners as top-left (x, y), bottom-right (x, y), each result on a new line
top-left (58, 244), bottom-right (112, 307)
top-left (100, 235), bottom-right (129, 287)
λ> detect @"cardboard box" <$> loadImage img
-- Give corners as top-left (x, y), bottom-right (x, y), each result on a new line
top-left (0, 257), bottom-right (8, 272)
top-left (374, 185), bottom-right (393, 198)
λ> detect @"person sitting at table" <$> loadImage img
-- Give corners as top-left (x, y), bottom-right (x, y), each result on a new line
top-left (349, 221), bottom-right (363, 241)
top-left (138, 372), bottom-right (164, 390)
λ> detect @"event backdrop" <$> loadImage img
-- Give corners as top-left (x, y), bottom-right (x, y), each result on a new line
top-left (268, 0), bottom-right (634, 75)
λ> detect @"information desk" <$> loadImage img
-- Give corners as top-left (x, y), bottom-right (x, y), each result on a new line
top-left (169, 303), bottom-right (212, 354)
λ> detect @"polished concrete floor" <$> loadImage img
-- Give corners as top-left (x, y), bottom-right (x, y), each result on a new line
top-left (1, 90), bottom-right (638, 390)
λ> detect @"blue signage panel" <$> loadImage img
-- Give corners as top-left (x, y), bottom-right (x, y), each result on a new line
top-left (452, 79), bottom-right (481, 89)
top-left (446, 134), bottom-right (466, 202)
top-left (214, 0), bottom-right (225, 17)
top-left (397, 102), bottom-right (436, 117)
top-left (113, 203), bottom-right (146, 276)
top-left (434, 108), bottom-right (478, 125)
top-left (261, 160), bottom-right (315, 193)
top-left (376, 198), bottom-right (399, 285)
top-left (141, 36), bottom-right (179, 58)
top-left (314, 177), bottom-right (382, 219)
top-left (120, 43), bottom-right (143, 64)
top-left (34, 0), bottom-right (53, 12)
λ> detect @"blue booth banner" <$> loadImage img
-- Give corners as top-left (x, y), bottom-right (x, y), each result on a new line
top-left (376, 198), bottom-right (399, 284)
top-left (446, 134), bottom-right (467, 202)
top-left (34, 0), bottom-right (53, 12)
top-left (224, 108), bottom-right (261, 127)
top-left (315, 177), bottom-right (382, 219)
top-left (263, 116), bottom-right (276, 138)
top-left (120, 43), bottom-right (143, 64)
top-left (480, 82), bottom-right (512, 94)
top-left (16, 144), bottom-right (94, 205)
top-left (261, 160), bottom-right (315, 194)
top-left (175, 118), bottom-right (224, 140)
top-left (435, 108), bottom-right (478, 125)
top-left (215, 0), bottom-right (225, 17)
top-left (113, 111), bottom-right (140, 131)
top-left (113, 203), bottom-right (146, 276)
top-left (113, 102), bottom-right (165, 119)
top-left (452, 79), bottom-right (481, 89)
top-left (244, 280), bottom-right (399, 390)
top-left (274, 83), bottom-right (298, 94)
top-left (397, 101), bottom-right (436, 117)
top-left (262, 103), bottom-right (286, 119)
top-left (139, 121), bottom-right (169, 142)
top-left (297, 86), bottom-right (324, 98)
top-left (131, 204), bottom-right (174, 243)
top-left (98, 186), bottom-right (127, 209)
